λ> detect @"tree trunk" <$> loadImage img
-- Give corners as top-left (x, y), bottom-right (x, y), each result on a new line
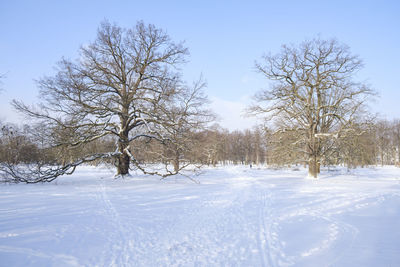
top-left (117, 151), bottom-right (130, 176)
top-left (117, 131), bottom-right (130, 176)
top-left (173, 149), bottom-right (180, 173)
top-left (308, 156), bottom-right (318, 178)
top-left (397, 144), bottom-right (400, 166)
top-left (255, 150), bottom-right (260, 165)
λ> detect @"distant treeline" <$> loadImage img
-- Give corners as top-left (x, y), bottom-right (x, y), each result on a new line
top-left (1, 119), bottom-right (399, 169)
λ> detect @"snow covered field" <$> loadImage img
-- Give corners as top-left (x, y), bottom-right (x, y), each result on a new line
top-left (0, 165), bottom-right (399, 267)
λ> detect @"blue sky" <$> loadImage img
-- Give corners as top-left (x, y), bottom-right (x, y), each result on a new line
top-left (1, 0), bottom-right (399, 130)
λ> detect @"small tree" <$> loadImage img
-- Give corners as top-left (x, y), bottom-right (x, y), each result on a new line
top-left (4, 21), bottom-right (206, 183)
top-left (249, 38), bottom-right (374, 177)
top-left (162, 78), bottom-right (215, 172)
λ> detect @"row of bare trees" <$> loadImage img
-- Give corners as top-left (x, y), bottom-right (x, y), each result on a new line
top-left (1, 118), bottom-right (398, 170)
top-left (200, 120), bottom-right (400, 169)
top-left (374, 120), bottom-right (400, 166)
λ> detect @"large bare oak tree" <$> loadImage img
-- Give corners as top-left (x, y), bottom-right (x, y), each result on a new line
top-left (6, 21), bottom-right (206, 182)
top-left (249, 38), bottom-right (374, 177)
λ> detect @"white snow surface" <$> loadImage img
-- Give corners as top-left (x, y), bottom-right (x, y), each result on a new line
top-left (1, 165), bottom-right (400, 267)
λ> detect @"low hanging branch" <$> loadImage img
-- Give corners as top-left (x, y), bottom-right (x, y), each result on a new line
top-left (0, 152), bottom-right (121, 183)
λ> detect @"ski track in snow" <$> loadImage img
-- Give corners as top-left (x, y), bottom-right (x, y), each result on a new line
top-left (0, 166), bottom-right (399, 266)
top-left (96, 182), bottom-right (134, 267)
top-left (257, 192), bottom-right (274, 266)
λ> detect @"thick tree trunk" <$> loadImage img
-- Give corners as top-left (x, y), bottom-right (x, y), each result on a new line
top-left (308, 156), bottom-right (318, 178)
top-left (117, 151), bottom-right (130, 176)
top-left (308, 123), bottom-right (319, 178)
top-left (173, 150), bottom-right (180, 173)
top-left (117, 130), bottom-right (130, 176)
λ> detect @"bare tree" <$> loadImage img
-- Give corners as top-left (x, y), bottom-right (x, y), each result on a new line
top-left (265, 127), bottom-right (306, 167)
top-left (334, 120), bottom-right (376, 168)
top-left (5, 21), bottom-right (199, 183)
top-left (392, 120), bottom-right (400, 166)
top-left (249, 38), bottom-right (375, 177)
top-left (200, 125), bottom-right (224, 166)
top-left (0, 124), bottom-right (39, 165)
top-left (162, 78), bottom-right (215, 172)
top-left (375, 120), bottom-right (391, 166)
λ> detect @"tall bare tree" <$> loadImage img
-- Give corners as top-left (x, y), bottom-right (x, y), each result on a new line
top-left (6, 21), bottom-right (199, 183)
top-left (249, 38), bottom-right (374, 177)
